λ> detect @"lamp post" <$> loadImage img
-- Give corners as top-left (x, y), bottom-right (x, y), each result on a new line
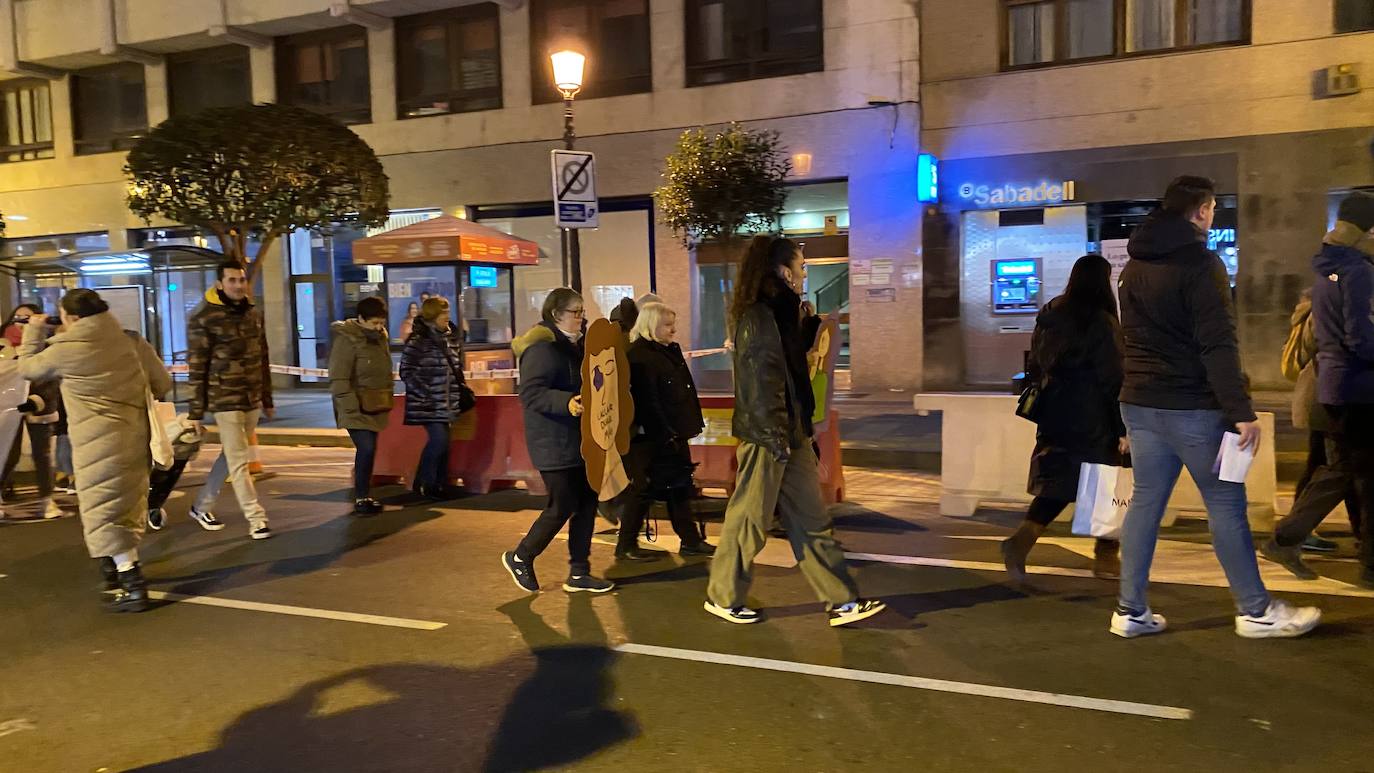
top-left (551, 48), bottom-right (585, 292)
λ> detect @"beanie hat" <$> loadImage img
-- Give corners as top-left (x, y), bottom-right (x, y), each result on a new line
top-left (1337, 192), bottom-right (1374, 232)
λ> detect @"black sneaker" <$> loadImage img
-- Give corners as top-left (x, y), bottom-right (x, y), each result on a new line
top-left (148, 507), bottom-right (166, 531)
top-left (502, 551), bottom-right (539, 593)
top-left (249, 524), bottom-right (273, 541)
top-left (188, 506), bottom-right (225, 532)
top-left (1261, 539), bottom-right (1318, 580)
top-left (704, 600), bottom-right (761, 624)
top-left (1302, 534), bottom-right (1338, 553)
top-left (106, 563), bottom-right (149, 613)
top-left (563, 575), bottom-right (615, 593)
top-left (679, 541), bottom-right (716, 557)
top-left (352, 498), bottom-right (382, 517)
top-left (614, 547), bottom-right (667, 562)
top-left (829, 599), bottom-right (887, 628)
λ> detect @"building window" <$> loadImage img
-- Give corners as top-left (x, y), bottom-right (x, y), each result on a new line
top-left (397, 4), bottom-right (502, 118)
top-left (529, 0), bottom-right (651, 102)
top-left (1007, 1), bottom-right (1055, 65)
top-left (1336, 0), bottom-right (1374, 32)
top-left (0, 79), bottom-right (54, 163)
top-left (686, 0), bottom-right (823, 86)
top-left (168, 45), bottom-right (252, 118)
top-left (276, 26), bottom-right (371, 125)
top-left (1067, 0), bottom-right (1115, 58)
top-left (71, 63), bottom-right (148, 155)
top-left (1004, 0), bottom-right (1249, 68)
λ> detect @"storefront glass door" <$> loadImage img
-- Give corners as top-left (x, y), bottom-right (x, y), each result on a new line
top-left (292, 274), bottom-right (333, 384)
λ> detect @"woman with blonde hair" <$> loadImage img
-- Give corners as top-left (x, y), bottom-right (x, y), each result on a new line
top-left (612, 301), bottom-right (715, 561)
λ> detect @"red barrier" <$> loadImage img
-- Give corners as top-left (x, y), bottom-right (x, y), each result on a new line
top-left (371, 394), bottom-right (547, 495)
top-left (370, 393), bottom-right (844, 504)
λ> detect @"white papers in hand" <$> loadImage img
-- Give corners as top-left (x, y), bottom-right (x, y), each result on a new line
top-left (1215, 431), bottom-right (1255, 484)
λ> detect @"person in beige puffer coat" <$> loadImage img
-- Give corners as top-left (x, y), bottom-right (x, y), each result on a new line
top-left (16, 289), bottom-right (172, 613)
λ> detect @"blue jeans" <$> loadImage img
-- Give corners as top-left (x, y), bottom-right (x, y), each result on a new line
top-left (346, 429), bottom-right (377, 498)
top-left (415, 423), bottom-right (449, 490)
top-left (1118, 404), bottom-right (1270, 617)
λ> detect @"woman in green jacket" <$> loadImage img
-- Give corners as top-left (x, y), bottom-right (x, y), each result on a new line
top-left (329, 297), bottom-right (394, 516)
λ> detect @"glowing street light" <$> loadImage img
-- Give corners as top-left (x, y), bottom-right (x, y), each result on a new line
top-left (550, 47), bottom-right (587, 291)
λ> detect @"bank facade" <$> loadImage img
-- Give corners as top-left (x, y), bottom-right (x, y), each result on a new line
top-left (0, 0), bottom-right (923, 392)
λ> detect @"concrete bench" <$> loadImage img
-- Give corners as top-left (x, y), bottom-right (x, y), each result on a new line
top-left (913, 393), bottom-right (1279, 531)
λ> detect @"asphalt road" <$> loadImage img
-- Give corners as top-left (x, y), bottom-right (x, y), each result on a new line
top-left (2, 448), bottom-right (1372, 773)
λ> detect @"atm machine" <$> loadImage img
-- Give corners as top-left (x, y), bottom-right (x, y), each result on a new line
top-left (990, 258), bottom-right (1043, 314)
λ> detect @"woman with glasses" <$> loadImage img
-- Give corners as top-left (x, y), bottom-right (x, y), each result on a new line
top-left (502, 289), bottom-right (614, 595)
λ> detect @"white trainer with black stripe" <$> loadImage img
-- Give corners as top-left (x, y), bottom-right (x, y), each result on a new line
top-left (1235, 599), bottom-right (1321, 639)
top-left (704, 600), bottom-right (761, 624)
top-left (829, 599), bottom-right (886, 628)
top-left (1110, 608), bottom-right (1168, 638)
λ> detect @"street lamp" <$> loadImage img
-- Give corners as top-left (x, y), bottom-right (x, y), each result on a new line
top-left (551, 48), bottom-right (585, 291)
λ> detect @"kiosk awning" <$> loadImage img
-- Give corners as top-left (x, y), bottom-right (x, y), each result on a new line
top-left (351, 215), bottom-right (539, 266)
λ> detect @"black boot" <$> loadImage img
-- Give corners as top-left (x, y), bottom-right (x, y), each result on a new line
top-left (97, 557), bottom-right (119, 592)
top-left (106, 563), bottom-right (150, 613)
top-left (1001, 521), bottom-right (1045, 586)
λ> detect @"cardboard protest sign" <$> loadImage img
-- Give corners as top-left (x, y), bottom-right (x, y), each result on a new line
top-left (808, 313), bottom-right (841, 432)
top-left (580, 318), bottom-right (634, 501)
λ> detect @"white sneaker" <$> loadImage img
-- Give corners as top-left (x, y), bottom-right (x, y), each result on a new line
top-left (704, 600), bottom-right (762, 624)
top-left (41, 499), bottom-right (64, 519)
top-left (1110, 608), bottom-right (1168, 638)
top-left (1235, 599), bottom-right (1321, 639)
top-left (188, 506), bottom-right (226, 531)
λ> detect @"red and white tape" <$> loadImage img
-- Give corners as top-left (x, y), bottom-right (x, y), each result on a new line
top-left (168, 348), bottom-right (726, 381)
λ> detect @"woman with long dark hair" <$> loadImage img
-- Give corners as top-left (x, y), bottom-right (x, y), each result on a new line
top-left (704, 234), bottom-right (884, 627)
top-left (1003, 254), bottom-right (1128, 583)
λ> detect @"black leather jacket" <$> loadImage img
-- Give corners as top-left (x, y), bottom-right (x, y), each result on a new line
top-left (731, 285), bottom-right (819, 461)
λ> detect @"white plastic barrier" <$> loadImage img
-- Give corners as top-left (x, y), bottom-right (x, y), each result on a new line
top-left (913, 393), bottom-right (1279, 531)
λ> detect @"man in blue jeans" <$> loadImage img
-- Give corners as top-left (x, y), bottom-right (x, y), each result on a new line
top-left (1114, 175), bottom-right (1320, 639)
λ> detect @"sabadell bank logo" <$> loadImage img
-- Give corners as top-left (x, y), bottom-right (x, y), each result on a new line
top-left (959, 180), bottom-right (1076, 208)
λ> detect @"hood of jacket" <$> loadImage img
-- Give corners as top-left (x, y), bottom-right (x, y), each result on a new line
top-left (1321, 221), bottom-right (1374, 258)
top-left (331, 318), bottom-right (386, 346)
top-left (408, 316), bottom-right (459, 343)
top-left (203, 286), bottom-right (254, 311)
top-left (47, 310), bottom-right (122, 346)
top-left (1312, 225), bottom-right (1374, 276)
top-left (1127, 211), bottom-right (1206, 262)
top-left (512, 322), bottom-right (557, 360)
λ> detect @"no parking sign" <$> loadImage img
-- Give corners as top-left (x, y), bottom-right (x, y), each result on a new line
top-left (551, 149), bottom-right (599, 229)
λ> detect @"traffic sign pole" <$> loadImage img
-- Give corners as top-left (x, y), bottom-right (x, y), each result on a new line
top-left (562, 98), bottom-right (582, 291)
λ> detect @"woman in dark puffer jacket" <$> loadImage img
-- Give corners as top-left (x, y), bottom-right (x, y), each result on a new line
top-left (400, 297), bottom-right (470, 500)
top-left (614, 301), bottom-right (716, 561)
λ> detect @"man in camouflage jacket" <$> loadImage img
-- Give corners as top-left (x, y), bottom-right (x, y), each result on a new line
top-left (185, 261), bottom-right (276, 540)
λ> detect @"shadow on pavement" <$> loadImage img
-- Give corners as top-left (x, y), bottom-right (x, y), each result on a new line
top-left (127, 656), bottom-right (631, 772)
top-left (832, 505), bottom-right (930, 534)
top-left (129, 612), bottom-right (636, 773)
top-left (149, 506), bottom-right (446, 596)
top-left (865, 579), bottom-right (1030, 630)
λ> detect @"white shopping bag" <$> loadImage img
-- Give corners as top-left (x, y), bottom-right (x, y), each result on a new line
top-left (1072, 463), bottom-right (1133, 540)
top-left (148, 397), bottom-right (177, 470)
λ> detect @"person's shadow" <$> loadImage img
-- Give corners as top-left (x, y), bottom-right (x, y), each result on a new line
top-left (129, 598), bottom-right (635, 772)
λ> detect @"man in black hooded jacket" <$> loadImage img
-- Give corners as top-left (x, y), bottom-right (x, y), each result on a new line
top-left (1110, 175), bottom-right (1319, 641)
